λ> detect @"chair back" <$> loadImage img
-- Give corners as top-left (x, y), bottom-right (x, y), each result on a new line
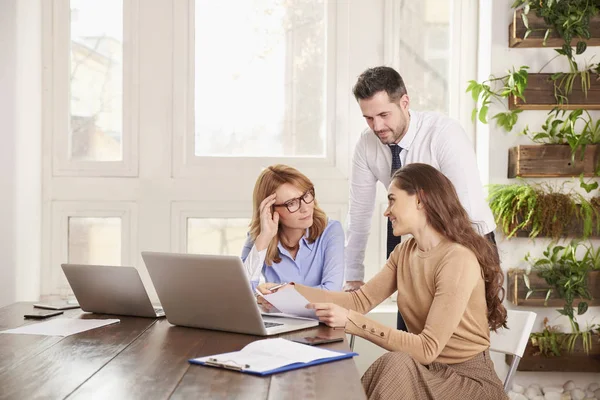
top-left (489, 310), bottom-right (537, 392)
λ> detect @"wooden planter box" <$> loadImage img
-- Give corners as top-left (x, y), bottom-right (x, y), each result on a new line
top-left (508, 73), bottom-right (600, 110)
top-left (509, 9), bottom-right (600, 48)
top-left (507, 269), bottom-right (600, 307)
top-left (508, 144), bottom-right (600, 178)
top-left (505, 202), bottom-right (600, 238)
top-left (506, 334), bottom-right (600, 372)
top-left (512, 215), bottom-right (600, 238)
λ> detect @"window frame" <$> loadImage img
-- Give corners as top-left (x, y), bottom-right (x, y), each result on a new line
top-left (47, 201), bottom-right (138, 295)
top-left (46, 0), bottom-right (140, 177)
top-left (383, 0), bottom-right (478, 142)
top-left (171, 0), bottom-right (349, 180)
top-left (171, 201), bottom-right (346, 254)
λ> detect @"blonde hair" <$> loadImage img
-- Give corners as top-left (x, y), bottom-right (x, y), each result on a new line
top-left (250, 164), bottom-right (327, 266)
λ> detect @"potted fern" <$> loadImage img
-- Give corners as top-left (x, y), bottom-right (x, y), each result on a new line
top-left (488, 182), bottom-right (600, 239)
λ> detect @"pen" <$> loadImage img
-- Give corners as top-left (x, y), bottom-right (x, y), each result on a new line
top-left (254, 283), bottom-right (288, 298)
top-left (268, 283), bottom-right (288, 292)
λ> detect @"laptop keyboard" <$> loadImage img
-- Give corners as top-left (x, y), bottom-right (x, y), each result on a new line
top-left (264, 321), bottom-right (284, 328)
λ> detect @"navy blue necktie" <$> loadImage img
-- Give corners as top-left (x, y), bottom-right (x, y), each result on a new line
top-left (387, 145), bottom-right (403, 257)
top-left (388, 144), bottom-right (408, 332)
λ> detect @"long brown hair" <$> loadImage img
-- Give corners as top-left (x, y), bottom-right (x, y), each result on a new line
top-left (250, 164), bottom-right (328, 266)
top-left (392, 163), bottom-right (507, 331)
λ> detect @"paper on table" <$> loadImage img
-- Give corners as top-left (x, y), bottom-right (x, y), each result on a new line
top-left (263, 288), bottom-right (317, 319)
top-left (192, 338), bottom-right (345, 373)
top-left (0, 318), bottom-right (120, 337)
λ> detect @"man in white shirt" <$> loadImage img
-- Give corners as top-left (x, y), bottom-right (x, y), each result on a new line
top-left (344, 66), bottom-right (497, 330)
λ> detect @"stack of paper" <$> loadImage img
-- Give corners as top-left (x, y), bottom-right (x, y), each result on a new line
top-left (0, 319), bottom-right (120, 337)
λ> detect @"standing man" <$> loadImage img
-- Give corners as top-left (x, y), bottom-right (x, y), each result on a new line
top-left (344, 66), bottom-right (497, 331)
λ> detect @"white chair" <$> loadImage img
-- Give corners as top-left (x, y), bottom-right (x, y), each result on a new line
top-left (490, 310), bottom-right (537, 392)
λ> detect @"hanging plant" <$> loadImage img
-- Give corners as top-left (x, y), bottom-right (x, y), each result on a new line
top-left (512, 0), bottom-right (600, 59)
top-left (530, 318), bottom-right (599, 356)
top-left (519, 108), bottom-right (600, 166)
top-left (550, 58), bottom-right (600, 103)
top-left (466, 66), bottom-right (528, 131)
top-left (524, 241), bottom-right (597, 332)
top-left (487, 181), bottom-right (600, 239)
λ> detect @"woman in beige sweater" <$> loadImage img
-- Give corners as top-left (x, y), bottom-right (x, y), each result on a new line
top-left (259, 163), bottom-right (508, 400)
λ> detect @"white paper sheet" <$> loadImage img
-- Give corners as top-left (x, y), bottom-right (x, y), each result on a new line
top-left (192, 338), bottom-right (344, 373)
top-left (0, 318), bottom-right (120, 337)
top-left (262, 288), bottom-right (317, 319)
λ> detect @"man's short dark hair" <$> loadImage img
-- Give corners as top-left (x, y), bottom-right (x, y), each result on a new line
top-left (352, 66), bottom-right (407, 103)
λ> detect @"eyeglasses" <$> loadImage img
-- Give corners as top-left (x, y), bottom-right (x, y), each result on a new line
top-left (273, 188), bottom-right (315, 213)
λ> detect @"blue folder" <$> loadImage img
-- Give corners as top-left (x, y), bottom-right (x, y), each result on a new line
top-left (189, 349), bottom-right (358, 376)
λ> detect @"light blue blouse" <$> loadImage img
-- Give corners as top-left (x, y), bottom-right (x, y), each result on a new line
top-left (241, 219), bottom-right (345, 291)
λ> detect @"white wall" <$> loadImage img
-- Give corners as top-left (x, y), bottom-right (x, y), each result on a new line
top-left (0, 0), bottom-right (42, 307)
top-left (0, 0), bottom-right (18, 308)
top-left (481, 0), bottom-right (600, 388)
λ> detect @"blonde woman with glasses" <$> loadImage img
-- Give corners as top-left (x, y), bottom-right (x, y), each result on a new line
top-left (242, 164), bottom-right (344, 292)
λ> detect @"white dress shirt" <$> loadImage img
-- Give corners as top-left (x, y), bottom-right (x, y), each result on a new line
top-left (345, 110), bottom-right (496, 281)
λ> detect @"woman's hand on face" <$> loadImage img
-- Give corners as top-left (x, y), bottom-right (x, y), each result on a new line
top-left (306, 303), bottom-right (349, 328)
top-left (255, 193), bottom-right (279, 251)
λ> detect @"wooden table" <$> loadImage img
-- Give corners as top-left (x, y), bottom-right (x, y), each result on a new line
top-left (0, 303), bottom-right (366, 400)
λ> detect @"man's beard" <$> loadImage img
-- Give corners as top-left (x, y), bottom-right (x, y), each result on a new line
top-left (375, 125), bottom-right (402, 144)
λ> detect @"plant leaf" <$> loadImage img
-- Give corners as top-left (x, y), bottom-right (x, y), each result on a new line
top-left (526, 290), bottom-right (534, 300)
top-left (479, 106), bottom-right (489, 124)
top-left (522, 13), bottom-right (529, 30)
top-left (543, 29), bottom-right (551, 46)
top-left (523, 274), bottom-right (531, 289)
top-left (544, 289), bottom-right (553, 306)
top-left (578, 301), bottom-right (588, 315)
top-left (579, 174), bottom-right (599, 193)
top-left (576, 41), bottom-right (587, 55)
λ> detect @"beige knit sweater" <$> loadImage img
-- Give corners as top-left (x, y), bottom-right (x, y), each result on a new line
top-left (295, 237), bottom-right (491, 365)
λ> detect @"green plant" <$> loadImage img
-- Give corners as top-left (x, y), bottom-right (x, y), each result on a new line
top-left (531, 319), bottom-right (565, 356)
top-left (550, 58), bottom-right (600, 103)
top-left (466, 66), bottom-right (528, 131)
top-left (581, 238), bottom-right (600, 270)
top-left (519, 108), bottom-right (600, 164)
top-left (579, 174), bottom-right (600, 193)
top-left (512, 0), bottom-right (600, 59)
top-left (488, 182), bottom-right (600, 239)
top-left (531, 318), bottom-right (598, 356)
top-left (524, 241), bottom-right (594, 333)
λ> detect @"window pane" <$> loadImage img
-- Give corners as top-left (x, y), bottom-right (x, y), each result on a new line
top-left (68, 217), bottom-right (121, 265)
top-left (187, 218), bottom-right (250, 255)
top-left (397, 1), bottom-right (450, 114)
top-left (194, 0), bottom-right (326, 157)
top-left (70, 0), bottom-right (123, 161)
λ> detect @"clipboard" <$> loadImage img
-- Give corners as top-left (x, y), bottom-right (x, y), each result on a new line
top-left (188, 338), bottom-right (358, 376)
top-left (190, 351), bottom-right (357, 376)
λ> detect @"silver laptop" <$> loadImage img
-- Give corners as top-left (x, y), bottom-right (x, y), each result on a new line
top-left (61, 264), bottom-right (165, 318)
top-left (140, 251), bottom-right (319, 336)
